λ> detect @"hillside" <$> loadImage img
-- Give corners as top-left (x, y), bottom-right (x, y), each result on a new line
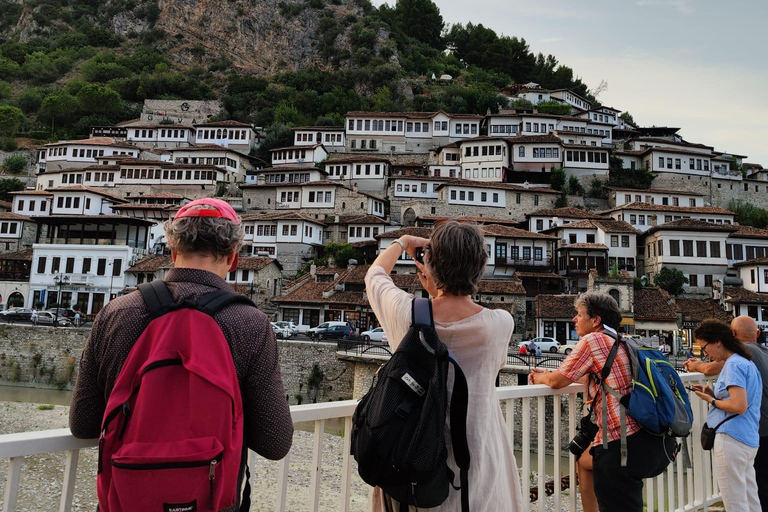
top-left (0, 0), bottom-right (598, 156)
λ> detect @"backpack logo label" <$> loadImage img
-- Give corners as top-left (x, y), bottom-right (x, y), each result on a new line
top-left (401, 373), bottom-right (425, 396)
top-left (164, 501), bottom-right (197, 512)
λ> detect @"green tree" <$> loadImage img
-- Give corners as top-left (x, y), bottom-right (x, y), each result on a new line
top-left (654, 267), bottom-right (689, 296)
top-left (1, 155), bottom-right (27, 174)
top-left (619, 111), bottom-right (635, 126)
top-left (76, 84), bottom-right (123, 118)
top-left (568, 175), bottom-right (584, 195)
top-left (39, 92), bottom-right (80, 130)
top-left (389, 0), bottom-right (444, 48)
top-left (550, 168), bottom-right (566, 191)
top-left (0, 178), bottom-right (25, 201)
top-left (727, 199), bottom-right (768, 228)
top-left (0, 106), bottom-right (24, 138)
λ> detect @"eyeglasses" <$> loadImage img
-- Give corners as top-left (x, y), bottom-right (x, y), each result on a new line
top-left (699, 341), bottom-right (711, 354)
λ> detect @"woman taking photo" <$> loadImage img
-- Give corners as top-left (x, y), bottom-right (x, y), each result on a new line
top-left (364, 221), bottom-right (523, 511)
top-left (691, 319), bottom-right (762, 512)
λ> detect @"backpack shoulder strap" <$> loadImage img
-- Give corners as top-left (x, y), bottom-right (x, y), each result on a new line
top-left (195, 289), bottom-right (256, 317)
top-left (411, 297), bottom-right (433, 328)
top-left (138, 281), bottom-right (177, 320)
top-left (448, 353), bottom-right (471, 512)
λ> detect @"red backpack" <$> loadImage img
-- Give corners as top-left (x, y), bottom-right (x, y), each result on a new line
top-left (97, 281), bottom-right (255, 512)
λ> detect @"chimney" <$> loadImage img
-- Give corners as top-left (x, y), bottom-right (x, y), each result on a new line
top-left (310, 264), bottom-right (317, 281)
top-left (256, 174), bottom-right (265, 185)
top-left (353, 182), bottom-right (359, 193)
top-left (327, 255), bottom-right (336, 268)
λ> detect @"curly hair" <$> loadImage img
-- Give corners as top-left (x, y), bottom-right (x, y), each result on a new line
top-left (425, 220), bottom-right (487, 296)
top-left (574, 291), bottom-right (622, 331)
top-left (694, 319), bottom-right (752, 360)
top-left (164, 209), bottom-right (243, 261)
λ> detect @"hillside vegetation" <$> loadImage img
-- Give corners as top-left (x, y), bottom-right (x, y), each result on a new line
top-left (0, 0), bottom-right (599, 159)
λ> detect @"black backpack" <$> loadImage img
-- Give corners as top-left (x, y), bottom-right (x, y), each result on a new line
top-left (351, 298), bottom-right (471, 511)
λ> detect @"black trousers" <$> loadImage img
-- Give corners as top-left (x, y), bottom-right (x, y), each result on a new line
top-left (756, 436), bottom-right (768, 512)
top-left (591, 429), bottom-right (677, 512)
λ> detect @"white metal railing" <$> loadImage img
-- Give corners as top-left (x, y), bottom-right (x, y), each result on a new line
top-left (0, 375), bottom-right (722, 512)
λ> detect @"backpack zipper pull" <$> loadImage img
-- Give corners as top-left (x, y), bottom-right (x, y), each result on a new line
top-left (209, 459), bottom-right (218, 510)
top-left (98, 428), bottom-right (106, 474)
top-left (118, 402), bottom-right (131, 440)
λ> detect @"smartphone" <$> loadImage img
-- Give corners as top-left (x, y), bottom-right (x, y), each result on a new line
top-left (414, 247), bottom-right (425, 264)
top-left (685, 386), bottom-right (696, 392)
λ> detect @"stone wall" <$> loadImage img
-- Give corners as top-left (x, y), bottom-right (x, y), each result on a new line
top-left (0, 326), bottom-right (355, 405)
top-left (651, 173), bottom-right (768, 211)
top-left (0, 325), bottom-right (89, 389)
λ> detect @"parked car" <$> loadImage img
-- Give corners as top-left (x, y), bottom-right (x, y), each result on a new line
top-left (314, 324), bottom-right (355, 341)
top-left (361, 327), bottom-right (385, 342)
top-left (35, 311), bottom-right (72, 327)
top-left (558, 339), bottom-right (580, 355)
top-left (0, 307), bottom-right (33, 322)
top-left (524, 337), bottom-right (561, 353)
top-left (46, 308), bottom-right (77, 319)
top-left (308, 321), bottom-right (350, 339)
top-left (274, 321), bottom-right (299, 335)
top-left (270, 322), bottom-right (293, 339)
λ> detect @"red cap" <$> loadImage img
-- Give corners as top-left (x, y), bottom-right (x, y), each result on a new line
top-left (174, 198), bottom-right (240, 225)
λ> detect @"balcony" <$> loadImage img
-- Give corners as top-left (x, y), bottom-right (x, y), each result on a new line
top-left (0, 375), bottom-right (722, 511)
top-left (495, 258), bottom-right (552, 268)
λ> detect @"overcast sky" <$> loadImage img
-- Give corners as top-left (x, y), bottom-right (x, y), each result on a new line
top-left (376, 0), bottom-right (768, 165)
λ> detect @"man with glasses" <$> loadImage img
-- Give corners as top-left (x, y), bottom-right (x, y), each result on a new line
top-left (685, 315), bottom-right (768, 511)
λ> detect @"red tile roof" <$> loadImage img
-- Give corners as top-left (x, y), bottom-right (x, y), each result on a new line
top-left (126, 255), bottom-right (173, 273)
top-left (528, 207), bottom-right (608, 219)
top-left (731, 225), bottom-right (768, 239)
top-left (675, 298), bottom-right (733, 324)
top-left (603, 201), bottom-right (734, 215)
top-left (482, 224), bottom-right (558, 240)
top-left (535, 294), bottom-right (577, 319)
top-left (733, 257), bottom-right (768, 267)
top-left (0, 212), bottom-right (31, 220)
top-left (418, 215), bottom-right (521, 226)
top-left (241, 211), bottom-right (327, 225)
top-left (645, 219), bottom-right (740, 235)
top-left (50, 185), bottom-right (129, 203)
top-left (376, 227), bottom-right (432, 239)
top-left (0, 248), bottom-right (33, 261)
top-left (194, 120), bottom-right (253, 127)
top-left (477, 280), bottom-right (526, 295)
top-left (634, 288), bottom-right (678, 321)
top-left (723, 286), bottom-right (768, 305)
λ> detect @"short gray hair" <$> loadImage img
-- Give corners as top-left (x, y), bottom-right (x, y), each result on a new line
top-left (574, 291), bottom-right (622, 330)
top-left (426, 220), bottom-right (487, 296)
top-left (164, 215), bottom-right (243, 260)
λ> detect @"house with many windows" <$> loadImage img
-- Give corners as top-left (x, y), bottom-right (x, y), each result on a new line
top-left (732, 258), bottom-right (768, 294)
top-left (245, 166), bottom-right (326, 186)
top-left (292, 126), bottom-right (345, 151)
top-left (271, 144), bottom-right (328, 166)
top-left (604, 202), bottom-right (735, 233)
top-left (36, 138), bottom-right (140, 174)
top-left (526, 207), bottom-right (609, 233)
top-left (240, 211), bottom-right (325, 275)
top-left (123, 124), bottom-right (195, 149)
top-left (716, 284), bottom-right (768, 335)
top-left (169, 145), bottom-right (254, 180)
top-left (544, 218), bottom-right (638, 276)
top-left (193, 121), bottom-right (259, 154)
top-left (323, 155), bottom-right (390, 193)
top-left (605, 186), bottom-right (705, 209)
top-left (725, 226), bottom-right (768, 265)
top-left (641, 219), bottom-right (738, 295)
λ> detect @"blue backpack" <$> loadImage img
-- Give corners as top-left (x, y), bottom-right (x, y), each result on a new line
top-left (597, 327), bottom-right (693, 468)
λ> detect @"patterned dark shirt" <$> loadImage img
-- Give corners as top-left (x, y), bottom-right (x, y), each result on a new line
top-left (69, 267), bottom-right (294, 461)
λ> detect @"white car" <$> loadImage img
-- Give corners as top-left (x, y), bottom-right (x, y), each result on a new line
top-left (271, 322), bottom-right (293, 339)
top-left (361, 327), bottom-right (385, 342)
top-left (524, 337), bottom-right (561, 353)
top-left (558, 340), bottom-right (580, 355)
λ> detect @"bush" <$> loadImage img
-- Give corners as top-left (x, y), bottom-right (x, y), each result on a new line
top-left (2, 155), bottom-right (28, 174)
top-left (17, 87), bottom-right (46, 114)
top-left (654, 267), bottom-right (689, 296)
top-left (1, 138), bottom-right (18, 151)
top-left (37, 404), bottom-right (55, 411)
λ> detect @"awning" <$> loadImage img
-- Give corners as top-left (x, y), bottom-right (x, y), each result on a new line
top-left (635, 320), bottom-right (679, 331)
top-left (620, 317), bottom-right (635, 326)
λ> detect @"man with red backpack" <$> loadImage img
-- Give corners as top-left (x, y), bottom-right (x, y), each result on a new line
top-left (70, 198), bottom-right (293, 512)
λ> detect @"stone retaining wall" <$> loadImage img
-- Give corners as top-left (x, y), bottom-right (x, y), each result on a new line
top-left (0, 325), bottom-right (355, 404)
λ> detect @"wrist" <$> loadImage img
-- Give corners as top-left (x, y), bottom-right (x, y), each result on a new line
top-left (393, 238), bottom-right (407, 253)
top-left (711, 399), bottom-right (719, 409)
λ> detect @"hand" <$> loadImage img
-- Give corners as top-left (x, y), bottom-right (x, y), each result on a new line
top-left (691, 384), bottom-right (714, 400)
top-left (400, 235), bottom-right (429, 259)
top-left (684, 358), bottom-right (701, 372)
top-left (529, 368), bottom-right (547, 385)
top-left (414, 260), bottom-right (438, 296)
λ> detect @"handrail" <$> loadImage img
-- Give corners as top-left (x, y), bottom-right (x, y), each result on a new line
top-left (0, 375), bottom-right (719, 512)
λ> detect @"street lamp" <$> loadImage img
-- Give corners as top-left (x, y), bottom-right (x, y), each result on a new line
top-left (52, 274), bottom-right (70, 327)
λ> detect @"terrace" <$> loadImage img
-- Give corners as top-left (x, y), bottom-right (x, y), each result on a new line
top-left (0, 375), bottom-right (722, 512)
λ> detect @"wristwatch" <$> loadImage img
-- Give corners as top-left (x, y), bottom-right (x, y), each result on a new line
top-left (711, 399), bottom-right (719, 409)
top-left (393, 238), bottom-right (406, 252)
